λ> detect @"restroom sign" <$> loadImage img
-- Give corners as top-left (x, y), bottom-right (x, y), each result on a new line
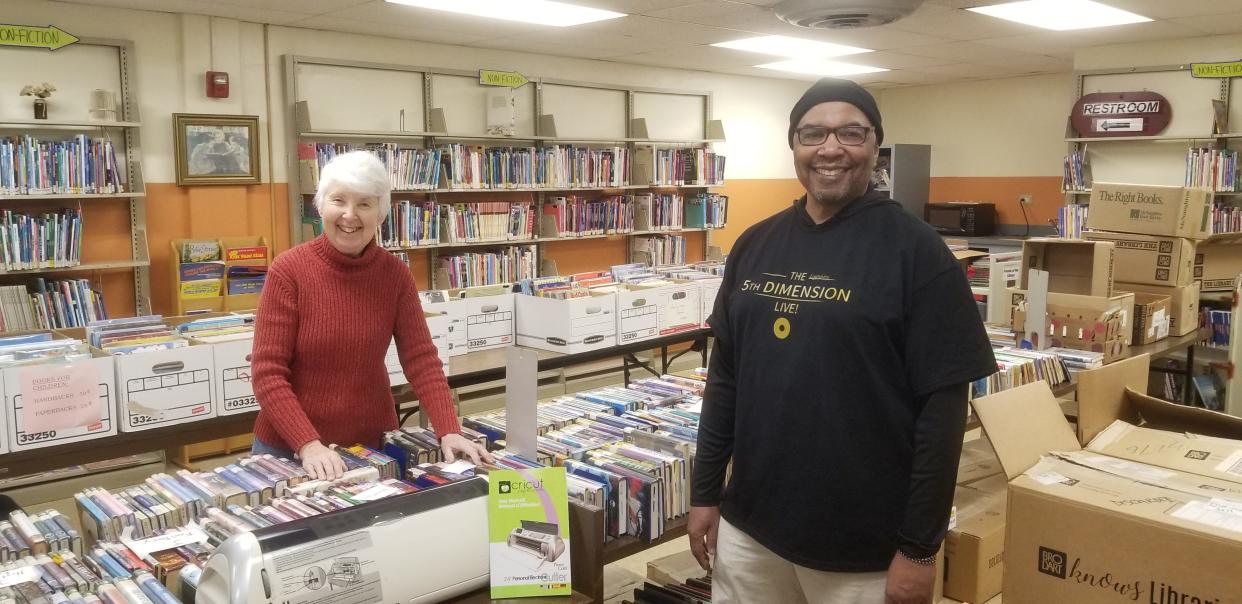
top-left (1070, 91), bottom-right (1171, 138)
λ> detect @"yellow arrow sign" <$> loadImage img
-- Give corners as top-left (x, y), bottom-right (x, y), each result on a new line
top-left (0, 24), bottom-right (79, 50)
top-left (1191, 59), bottom-right (1242, 78)
top-left (479, 69), bottom-right (530, 88)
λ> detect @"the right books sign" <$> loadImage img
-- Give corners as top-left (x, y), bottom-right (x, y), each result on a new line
top-left (488, 467), bottom-right (572, 598)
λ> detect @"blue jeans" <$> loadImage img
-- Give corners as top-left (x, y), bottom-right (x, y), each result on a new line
top-left (250, 437), bottom-right (297, 461)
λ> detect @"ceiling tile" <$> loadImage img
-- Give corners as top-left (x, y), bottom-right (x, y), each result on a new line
top-left (1103, 0), bottom-right (1242, 20)
top-left (893, 40), bottom-right (1046, 63)
top-left (616, 44), bottom-right (770, 69)
top-left (572, 0), bottom-right (702, 14)
top-left (859, 50), bottom-right (955, 70)
top-left (974, 20), bottom-right (1205, 56)
top-left (62, 0), bottom-right (314, 23)
top-left (918, 62), bottom-right (1033, 78)
top-left (208, 0), bottom-right (369, 16)
top-left (572, 15), bottom-right (749, 45)
top-left (742, 22), bottom-right (957, 51)
top-left (887, 4), bottom-right (1051, 41)
top-left (288, 15), bottom-right (493, 44)
top-left (479, 30), bottom-right (685, 58)
top-left (1169, 12), bottom-right (1242, 36)
top-left (315, 1), bottom-right (550, 37)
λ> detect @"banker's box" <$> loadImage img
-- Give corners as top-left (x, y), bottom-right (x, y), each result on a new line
top-left (1020, 238), bottom-right (1115, 297)
top-left (1083, 231), bottom-right (1195, 286)
top-left (615, 286), bottom-right (661, 344)
top-left (1115, 280), bottom-right (1199, 336)
top-left (1194, 233), bottom-right (1242, 292)
top-left (188, 335), bottom-right (256, 416)
top-left (515, 292), bottom-right (617, 354)
top-left (971, 355), bottom-right (1242, 604)
top-left (1087, 182), bottom-right (1212, 240)
top-left (386, 312), bottom-right (451, 387)
top-left (699, 279), bottom-right (723, 328)
top-left (3, 347), bottom-right (117, 452)
top-left (422, 291), bottom-right (515, 357)
top-left (615, 282), bottom-right (702, 344)
top-left (945, 474), bottom-right (1006, 604)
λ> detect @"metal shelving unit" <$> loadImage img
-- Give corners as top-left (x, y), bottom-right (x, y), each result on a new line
top-left (0, 37), bottom-right (151, 317)
top-left (285, 55), bottom-right (726, 289)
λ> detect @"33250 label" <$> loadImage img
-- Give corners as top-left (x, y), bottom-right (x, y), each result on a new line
top-left (18, 430), bottom-right (57, 443)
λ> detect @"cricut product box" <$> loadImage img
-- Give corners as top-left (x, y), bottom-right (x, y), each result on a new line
top-left (1019, 238), bottom-right (1115, 297)
top-left (387, 312), bottom-right (451, 386)
top-left (972, 376), bottom-right (1242, 604)
top-left (1083, 231), bottom-right (1195, 287)
top-left (3, 351), bottom-right (118, 451)
top-left (1087, 182), bottom-right (1212, 240)
top-left (614, 285), bottom-right (661, 345)
top-left (515, 292), bottom-right (617, 354)
top-left (1114, 281), bottom-right (1199, 336)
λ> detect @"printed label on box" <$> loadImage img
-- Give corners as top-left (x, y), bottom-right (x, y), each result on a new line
top-left (19, 362), bottom-right (100, 433)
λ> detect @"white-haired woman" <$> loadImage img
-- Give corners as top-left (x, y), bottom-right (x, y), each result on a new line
top-left (251, 150), bottom-right (491, 480)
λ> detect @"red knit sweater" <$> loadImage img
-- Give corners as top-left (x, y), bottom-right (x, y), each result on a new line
top-left (251, 235), bottom-right (460, 452)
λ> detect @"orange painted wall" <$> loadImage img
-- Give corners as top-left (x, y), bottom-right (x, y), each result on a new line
top-left (713, 179), bottom-right (806, 253)
top-left (929, 176), bottom-right (1063, 229)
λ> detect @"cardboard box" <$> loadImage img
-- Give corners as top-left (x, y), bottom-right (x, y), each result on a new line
top-left (615, 286), bottom-right (661, 344)
top-left (422, 292), bottom-right (515, 356)
top-left (1129, 292), bottom-right (1170, 345)
top-left (1087, 182), bottom-right (1212, 240)
top-left (113, 342), bottom-right (216, 432)
top-left (515, 293), bottom-right (617, 354)
top-left (1008, 289), bottom-right (1135, 345)
top-left (944, 479), bottom-right (1006, 604)
top-left (956, 437), bottom-right (1003, 486)
top-left (1194, 233), bottom-right (1242, 292)
top-left (386, 313), bottom-right (451, 386)
top-left (1019, 238), bottom-right (1114, 297)
top-left (1083, 231), bottom-right (1195, 286)
top-left (4, 353), bottom-right (118, 451)
top-left (206, 337), bottom-right (257, 416)
top-left (699, 279), bottom-right (723, 328)
top-left (1114, 281), bottom-right (1199, 336)
top-left (972, 378), bottom-right (1242, 604)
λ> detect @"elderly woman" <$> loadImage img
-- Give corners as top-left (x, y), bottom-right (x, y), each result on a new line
top-left (251, 150), bottom-right (490, 480)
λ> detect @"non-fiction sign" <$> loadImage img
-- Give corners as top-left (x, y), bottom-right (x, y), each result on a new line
top-left (1069, 91), bottom-right (1172, 138)
top-left (0, 24), bottom-right (78, 50)
top-left (479, 70), bottom-right (530, 88)
top-left (1192, 59), bottom-right (1242, 78)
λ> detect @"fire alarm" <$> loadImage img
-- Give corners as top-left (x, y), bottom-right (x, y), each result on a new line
top-left (206, 71), bottom-right (229, 98)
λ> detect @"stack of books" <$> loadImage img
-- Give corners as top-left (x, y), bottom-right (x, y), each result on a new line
top-left (973, 346), bottom-right (1071, 397)
top-left (0, 278), bottom-right (107, 331)
top-left (1201, 308), bottom-right (1231, 347)
top-left (0, 134), bottom-right (124, 195)
top-left (381, 199), bottom-right (440, 248)
top-left (1186, 147), bottom-right (1238, 192)
top-left (1211, 203), bottom-right (1242, 234)
top-left (1057, 204), bottom-right (1089, 239)
top-left (543, 195), bottom-right (634, 236)
top-left (439, 244), bottom-right (537, 289)
top-left (1062, 150), bottom-right (1090, 192)
top-left (634, 235), bottom-right (687, 266)
top-left (440, 201), bottom-right (535, 243)
top-left (685, 193), bottom-right (728, 229)
top-left (0, 207), bottom-right (82, 271)
top-left (635, 193), bottom-right (684, 231)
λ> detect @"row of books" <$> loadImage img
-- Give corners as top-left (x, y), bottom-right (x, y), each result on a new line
top-left (0, 207), bottom-right (83, 271)
top-left (544, 195), bottom-right (634, 237)
top-left (634, 235), bottom-right (687, 266)
top-left (0, 278), bottom-right (107, 332)
top-left (637, 148), bottom-right (725, 186)
top-left (0, 135), bottom-right (125, 196)
top-left (1212, 203), bottom-right (1242, 234)
top-left (1062, 150), bottom-right (1090, 192)
top-left (973, 346), bottom-right (1072, 398)
top-left (441, 144), bottom-right (630, 189)
top-left (440, 202), bottom-right (536, 243)
top-left (1186, 148), bottom-right (1238, 192)
top-left (1057, 204), bottom-right (1089, 239)
top-left (686, 193), bottom-right (728, 229)
top-left (633, 577), bottom-right (713, 603)
top-left (636, 193), bottom-right (684, 231)
top-left (0, 545), bottom-right (180, 603)
top-left (1201, 308), bottom-right (1231, 347)
top-left (0, 509), bottom-right (81, 562)
top-left (380, 200), bottom-right (440, 248)
top-left (439, 244), bottom-right (538, 289)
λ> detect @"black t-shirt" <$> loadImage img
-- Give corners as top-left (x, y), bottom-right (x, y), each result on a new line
top-left (692, 190), bottom-right (996, 571)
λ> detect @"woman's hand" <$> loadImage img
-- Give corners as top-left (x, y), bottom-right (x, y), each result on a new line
top-left (298, 440), bottom-right (347, 480)
top-left (440, 433), bottom-right (494, 465)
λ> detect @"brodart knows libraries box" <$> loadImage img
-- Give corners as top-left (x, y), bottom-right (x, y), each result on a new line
top-left (972, 356), bottom-right (1242, 604)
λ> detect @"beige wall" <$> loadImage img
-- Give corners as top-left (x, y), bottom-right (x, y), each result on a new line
top-left (876, 73), bottom-right (1074, 178)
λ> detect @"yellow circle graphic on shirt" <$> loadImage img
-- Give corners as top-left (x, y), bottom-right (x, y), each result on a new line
top-left (773, 317), bottom-right (791, 340)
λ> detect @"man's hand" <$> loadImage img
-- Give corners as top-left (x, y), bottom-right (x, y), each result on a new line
top-left (687, 505), bottom-right (720, 571)
top-left (885, 551), bottom-right (936, 604)
top-left (440, 433), bottom-right (495, 465)
top-left (298, 440), bottom-right (346, 481)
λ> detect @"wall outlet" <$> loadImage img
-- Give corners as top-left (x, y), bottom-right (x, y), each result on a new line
top-left (1018, 194), bottom-right (1033, 205)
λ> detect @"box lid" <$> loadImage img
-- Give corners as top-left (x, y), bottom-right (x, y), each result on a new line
top-left (971, 381), bottom-right (1082, 480)
top-left (1075, 353), bottom-right (1150, 444)
top-left (1129, 387), bottom-right (1242, 440)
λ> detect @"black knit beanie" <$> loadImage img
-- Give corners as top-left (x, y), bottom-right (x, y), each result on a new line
top-left (787, 78), bottom-right (883, 149)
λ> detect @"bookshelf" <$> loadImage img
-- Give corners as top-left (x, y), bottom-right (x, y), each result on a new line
top-left (284, 56), bottom-right (726, 289)
top-left (0, 37), bottom-right (151, 328)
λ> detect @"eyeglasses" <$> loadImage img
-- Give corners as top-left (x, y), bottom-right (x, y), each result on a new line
top-left (795, 125), bottom-right (872, 147)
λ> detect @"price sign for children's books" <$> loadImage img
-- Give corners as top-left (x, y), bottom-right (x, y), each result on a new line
top-left (19, 361), bottom-right (100, 432)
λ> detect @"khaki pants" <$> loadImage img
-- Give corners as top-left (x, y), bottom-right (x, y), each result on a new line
top-left (714, 517), bottom-right (888, 604)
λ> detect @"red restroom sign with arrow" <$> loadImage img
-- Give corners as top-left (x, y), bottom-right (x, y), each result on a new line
top-left (1069, 91), bottom-right (1172, 137)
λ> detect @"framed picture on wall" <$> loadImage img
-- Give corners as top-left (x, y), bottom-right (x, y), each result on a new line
top-left (173, 113), bottom-right (261, 185)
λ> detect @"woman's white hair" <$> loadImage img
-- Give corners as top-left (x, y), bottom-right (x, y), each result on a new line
top-left (313, 150), bottom-right (392, 220)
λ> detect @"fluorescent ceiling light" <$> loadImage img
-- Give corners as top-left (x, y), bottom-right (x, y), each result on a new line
top-left (712, 35), bottom-right (871, 59)
top-left (757, 59), bottom-right (888, 77)
top-left (384, 0), bottom-right (625, 27)
top-left (967, 0), bottom-right (1151, 31)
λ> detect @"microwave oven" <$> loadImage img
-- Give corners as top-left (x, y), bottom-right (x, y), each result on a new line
top-left (925, 202), bottom-right (996, 236)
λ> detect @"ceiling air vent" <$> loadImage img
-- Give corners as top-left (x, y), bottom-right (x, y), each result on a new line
top-left (774, 0), bottom-right (926, 29)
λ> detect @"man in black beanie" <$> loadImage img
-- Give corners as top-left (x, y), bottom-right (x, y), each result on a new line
top-left (688, 78), bottom-right (995, 603)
